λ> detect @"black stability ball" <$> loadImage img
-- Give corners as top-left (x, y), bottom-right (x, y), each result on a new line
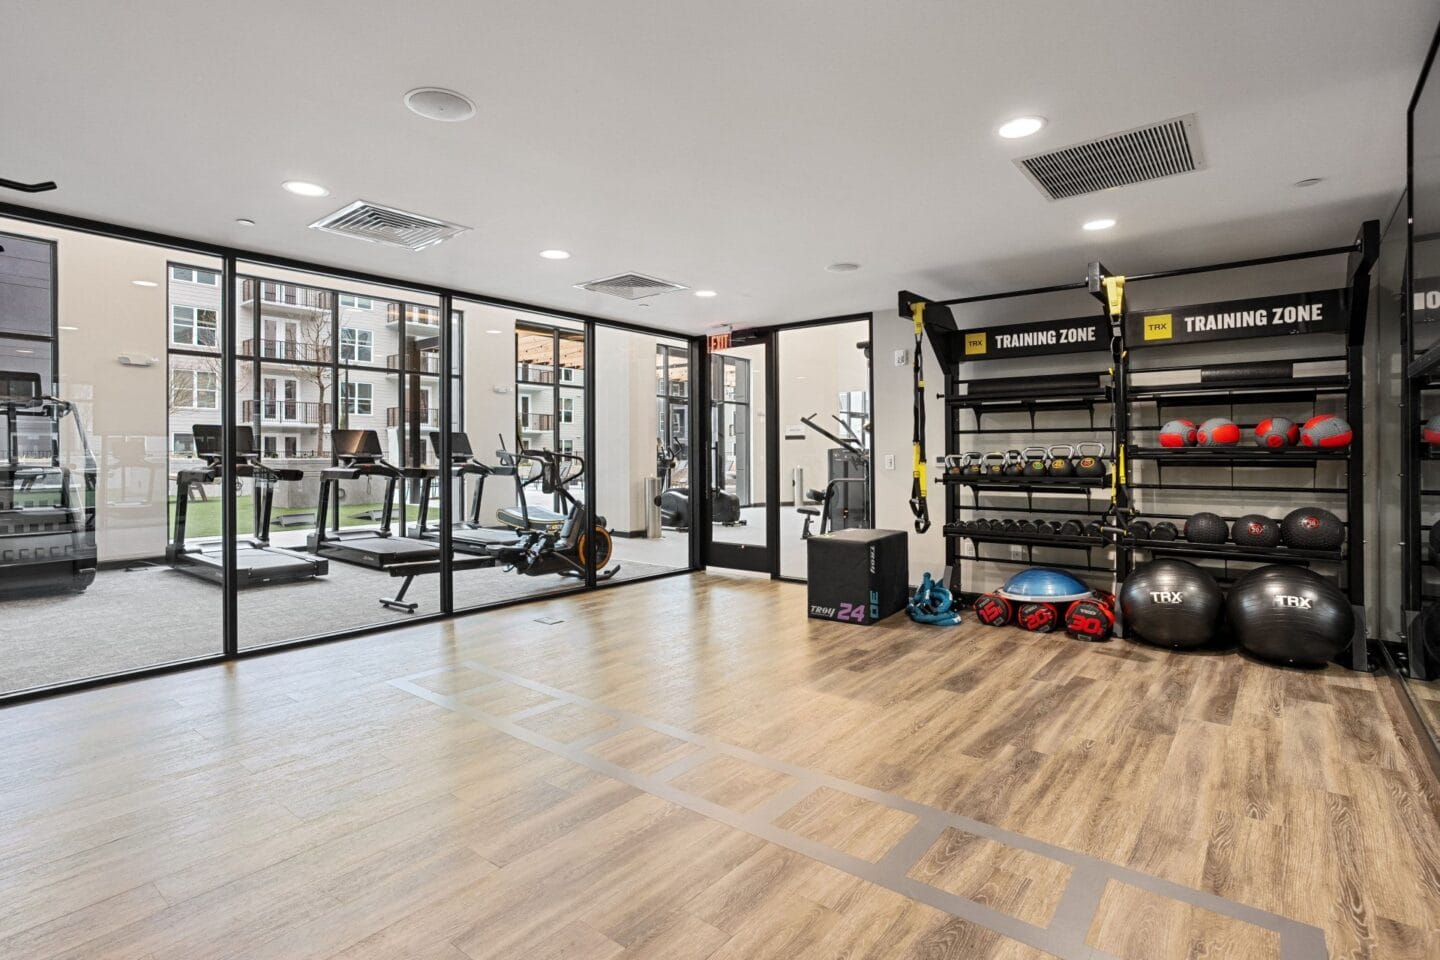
top-left (1119, 559), bottom-right (1225, 649)
top-left (1280, 507), bottom-right (1345, 550)
top-left (1226, 564), bottom-right (1353, 666)
top-left (1184, 511), bottom-right (1228, 544)
top-left (1231, 514), bottom-right (1281, 548)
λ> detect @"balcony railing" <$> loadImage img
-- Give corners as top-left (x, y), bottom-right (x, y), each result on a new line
top-left (245, 282), bottom-right (330, 311)
top-left (242, 399), bottom-right (330, 425)
top-left (386, 406), bottom-right (440, 428)
top-left (242, 338), bottom-right (332, 363)
top-left (386, 304), bottom-right (441, 326)
top-left (517, 363), bottom-right (555, 384)
top-left (519, 412), bottom-right (554, 432)
top-left (385, 353), bottom-right (441, 373)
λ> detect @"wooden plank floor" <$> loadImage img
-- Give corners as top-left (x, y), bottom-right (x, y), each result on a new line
top-left (0, 572), bottom-right (1437, 959)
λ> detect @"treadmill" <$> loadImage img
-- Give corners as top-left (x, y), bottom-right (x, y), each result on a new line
top-left (168, 425), bottom-right (328, 587)
top-left (305, 428), bottom-right (439, 569)
top-left (414, 431), bottom-right (528, 557)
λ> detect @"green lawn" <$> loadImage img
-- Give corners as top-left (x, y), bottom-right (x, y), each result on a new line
top-left (169, 496), bottom-right (423, 539)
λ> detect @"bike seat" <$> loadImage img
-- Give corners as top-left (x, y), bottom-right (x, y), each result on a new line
top-left (797, 506), bottom-right (821, 516)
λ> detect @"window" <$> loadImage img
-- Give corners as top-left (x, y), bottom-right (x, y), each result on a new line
top-left (342, 381), bottom-right (373, 416)
top-left (561, 367), bottom-right (575, 383)
top-left (172, 432), bottom-right (195, 455)
top-left (560, 438), bottom-right (574, 453)
top-left (560, 397), bottom-right (574, 424)
top-left (263, 436), bottom-right (277, 458)
top-left (284, 436), bottom-right (298, 457)
top-left (171, 265), bottom-right (219, 285)
top-left (171, 305), bottom-right (218, 347)
top-left (173, 370), bottom-right (218, 409)
top-left (340, 327), bottom-right (373, 363)
top-left (339, 294), bottom-right (373, 310)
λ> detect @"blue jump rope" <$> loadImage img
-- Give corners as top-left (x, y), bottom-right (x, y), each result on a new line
top-left (907, 572), bottom-right (962, 626)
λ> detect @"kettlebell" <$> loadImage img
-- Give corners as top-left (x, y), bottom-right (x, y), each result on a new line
top-left (962, 451), bottom-right (984, 477)
top-left (1074, 442), bottom-right (1106, 478)
top-left (1047, 444), bottom-right (1075, 478)
top-left (982, 452), bottom-right (1007, 477)
top-left (1002, 449), bottom-right (1027, 477)
top-left (943, 454), bottom-right (966, 476)
top-left (1023, 447), bottom-right (1050, 478)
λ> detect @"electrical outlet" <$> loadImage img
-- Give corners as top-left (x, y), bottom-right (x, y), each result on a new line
top-left (894, 349), bottom-right (908, 366)
top-left (883, 454), bottom-right (896, 470)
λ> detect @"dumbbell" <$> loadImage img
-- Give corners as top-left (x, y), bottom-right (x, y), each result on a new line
top-left (1151, 521), bottom-right (1179, 541)
top-left (1016, 520), bottom-right (1039, 535)
top-left (1058, 519), bottom-right (1085, 537)
top-left (1084, 520), bottom-right (1103, 538)
top-left (970, 517), bottom-right (991, 533)
top-left (1128, 519), bottom-right (1152, 540)
top-left (1034, 520), bottom-right (1058, 537)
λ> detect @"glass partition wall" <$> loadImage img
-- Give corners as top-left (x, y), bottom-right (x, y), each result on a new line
top-left (0, 210), bottom-right (698, 701)
top-left (0, 219), bottom-right (223, 695)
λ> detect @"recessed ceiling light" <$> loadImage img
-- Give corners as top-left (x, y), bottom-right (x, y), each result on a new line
top-left (15, 349), bottom-right (33, 355)
top-left (1294, 178), bottom-right (1324, 188)
top-left (694, 290), bottom-right (718, 298)
top-left (998, 116), bottom-right (1046, 139)
top-left (826, 262), bottom-right (861, 273)
top-left (132, 279), bottom-right (158, 287)
top-left (539, 249), bottom-right (571, 260)
top-left (1082, 218), bottom-right (1116, 231)
top-left (59, 325), bottom-right (78, 331)
top-left (235, 218), bottom-right (256, 226)
top-left (282, 180), bottom-right (329, 197)
top-left (485, 329), bottom-right (501, 334)
top-left (404, 87), bottom-right (476, 122)
top-left (638, 303), bottom-right (651, 308)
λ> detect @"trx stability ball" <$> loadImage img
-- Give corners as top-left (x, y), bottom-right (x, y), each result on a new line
top-left (1226, 565), bottom-right (1353, 666)
top-left (1119, 559), bottom-right (1225, 649)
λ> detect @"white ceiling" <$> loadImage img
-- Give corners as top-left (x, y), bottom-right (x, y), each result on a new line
top-left (1, 1), bottom-right (1433, 334)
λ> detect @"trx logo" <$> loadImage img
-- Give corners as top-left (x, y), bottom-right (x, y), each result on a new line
top-left (1150, 590), bottom-right (1183, 604)
top-left (1273, 595), bottom-right (1313, 609)
top-left (964, 331), bottom-right (987, 355)
top-left (1143, 313), bottom-right (1173, 341)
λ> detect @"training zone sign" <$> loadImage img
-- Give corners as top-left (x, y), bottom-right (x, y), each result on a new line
top-left (1127, 289), bottom-right (1347, 346)
top-left (957, 315), bottom-right (1107, 360)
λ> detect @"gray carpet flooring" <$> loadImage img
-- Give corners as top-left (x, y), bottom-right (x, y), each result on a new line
top-left (1, 533), bottom-right (688, 694)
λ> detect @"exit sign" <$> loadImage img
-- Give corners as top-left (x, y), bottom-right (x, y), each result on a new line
top-left (708, 332), bottom-right (731, 352)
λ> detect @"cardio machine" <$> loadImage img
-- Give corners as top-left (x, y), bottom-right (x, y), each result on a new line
top-left (382, 445), bottom-right (618, 612)
top-left (796, 413), bottom-right (871, 539)
top-left (169, 425), bottom-right (328, 587)
top-left (413, 431), bottom-right (540, 557)
top-left (0, 371), bottom-right (97, 595)
top-left (305, 429), bottom-right (440, 569)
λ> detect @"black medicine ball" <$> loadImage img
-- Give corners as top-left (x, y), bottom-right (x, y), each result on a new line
top-left (1280, 507), bottom-right (1344, 550)
top-left (1119, 558), bottom-right (1225, 649)
top-left (1225, 564), bottom-right (1353, 666)
top-left (1231, 514), bottom-right (1281, 548)
top-left (1184, 511), bottom-right (1228, 544)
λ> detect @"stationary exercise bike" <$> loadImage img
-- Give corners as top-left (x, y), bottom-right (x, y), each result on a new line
top-left (797, 413), bottom-right (870, 539)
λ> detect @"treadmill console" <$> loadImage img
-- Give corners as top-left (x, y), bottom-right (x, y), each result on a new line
top-left (192, 424), bottom-right (257, 459)
top-left (333, 428), bottom-right (383, 461)
top-left (430, 430), bottom-right (473, 462)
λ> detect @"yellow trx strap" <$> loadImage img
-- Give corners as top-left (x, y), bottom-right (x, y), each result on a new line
top-left (909, 301), bottom-right (931, 533)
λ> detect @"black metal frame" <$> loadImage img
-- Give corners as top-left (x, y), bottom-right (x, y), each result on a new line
top-left (0, 202), bottom-right (704, 706)
top-left (908, 229), bottom-right (1377, 669)
top-left (697, 313), bottom-right (876, 581)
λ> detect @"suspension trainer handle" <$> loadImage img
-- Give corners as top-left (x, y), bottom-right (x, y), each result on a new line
top-left (909, 301), bottom-right (931, 534)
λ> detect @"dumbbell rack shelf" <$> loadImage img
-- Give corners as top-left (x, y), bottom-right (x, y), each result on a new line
top-left (1125, 537), bottom-right (1344, 565)
top-left (937, 475), bottom-right (1111, 490)
top-left (1127, 448), bottom-right (1350, 465)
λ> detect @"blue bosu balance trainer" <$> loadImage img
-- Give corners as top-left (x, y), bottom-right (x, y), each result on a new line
top-left (996, 567), bottom-right (1093, 603)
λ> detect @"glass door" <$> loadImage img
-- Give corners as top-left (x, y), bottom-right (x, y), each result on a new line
top-left (705, 337), bottom-right (772, 572)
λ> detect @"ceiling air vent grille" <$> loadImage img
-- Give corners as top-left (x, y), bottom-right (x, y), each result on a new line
top-left (575, 272), bottom-right (688, 300)
top-left (1015, 114), bottom-right (1205, 200)
top-left (309, 200), bottom-right (470, 251)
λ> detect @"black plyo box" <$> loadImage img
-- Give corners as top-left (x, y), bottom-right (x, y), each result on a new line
top-left (806, 528), bottom-right (908, 625)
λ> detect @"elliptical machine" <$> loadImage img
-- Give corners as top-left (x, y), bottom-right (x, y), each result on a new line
top-left (797, 413), bottom-right (870, 539)
top-left (654, 437), bottom-right (744, 530)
